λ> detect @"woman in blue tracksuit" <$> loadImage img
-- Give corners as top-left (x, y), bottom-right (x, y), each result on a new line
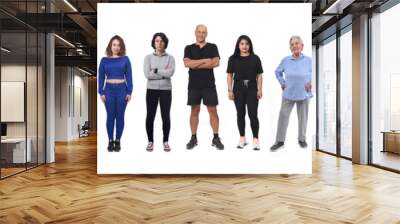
top-left (98, 35), bottom-right (133, 152)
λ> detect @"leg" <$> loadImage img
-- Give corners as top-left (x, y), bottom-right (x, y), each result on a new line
top-left (105, 93), bottom-right (116, 140)
top-left (296, 98), bottom-right (310, 142)
top-left (275, 98), bottom-right (295, 143)
top-left (207, 106), bottom-right (219, 134)
top-left (190, 105), bottom-right (200, 135)
top-left (247, 87), bottom-right (259, 139)
top-left (115, 92), bottom-right (128, 140)
top-left (160, 90), bottom-right (172, 142)
top-left (203, 87), bottom-right (219, 135)
top-left (234, 87), bottom-right (246, 137)
top-left (146, 89), bottom-right (159, 142)
top-left (188, 89), bottom-right (202, 135)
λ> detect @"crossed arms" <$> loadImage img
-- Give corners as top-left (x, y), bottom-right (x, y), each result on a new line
top-left (183, 57), bottom-right (220, 69)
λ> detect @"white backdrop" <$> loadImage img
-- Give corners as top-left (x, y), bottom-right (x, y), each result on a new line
top-left (97, 3), bottom-right (314, 174)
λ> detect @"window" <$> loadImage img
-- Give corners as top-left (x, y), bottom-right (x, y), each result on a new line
top-left (317, 36), bottom-right (337, 155)
top-left (339, 28), bottom-right (352, 158)
top-left (370, 3), bottom-right (400, 171)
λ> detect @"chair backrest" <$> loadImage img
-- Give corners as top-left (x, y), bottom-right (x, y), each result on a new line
top-left (82, 121), bottom-right (90, 129)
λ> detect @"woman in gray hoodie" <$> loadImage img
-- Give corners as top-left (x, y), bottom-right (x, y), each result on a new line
top-left (143, 32), bottom-right (175, 152)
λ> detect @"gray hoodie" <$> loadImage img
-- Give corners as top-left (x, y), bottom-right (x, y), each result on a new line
top-left (143, 52), bottom-right (175, 90)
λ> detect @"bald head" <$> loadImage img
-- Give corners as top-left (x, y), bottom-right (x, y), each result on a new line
top-left (195, 24), bottom-right (207, 33)
top-left (195, 24), bottom-right (208, 44)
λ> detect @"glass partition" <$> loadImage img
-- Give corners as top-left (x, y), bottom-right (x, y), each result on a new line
top-left (0, 1), bottom-right (46, 179)
top-left (339, 28), bottom-right (352, 158)
top-left (317, 36), bottom-right (337, 155)
top-left (1, 31), bottom-right (28, 177)
top-left (370, 3), bottom-right (400, 171)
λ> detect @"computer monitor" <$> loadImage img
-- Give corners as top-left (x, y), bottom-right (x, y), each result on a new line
top-left (1, 123), bottom-right (7, 137)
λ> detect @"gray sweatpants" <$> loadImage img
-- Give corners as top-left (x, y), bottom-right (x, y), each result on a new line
top-left (275, 97), bottom-right (309, 143)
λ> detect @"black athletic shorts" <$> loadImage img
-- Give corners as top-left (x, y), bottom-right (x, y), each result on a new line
top-left (187, 87), bottom-right (219, 106)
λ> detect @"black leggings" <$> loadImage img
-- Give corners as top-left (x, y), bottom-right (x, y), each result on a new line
top-left (233, 81), bottom-right (259, 138)
top-left (146, 89), bottom-right (172, 142)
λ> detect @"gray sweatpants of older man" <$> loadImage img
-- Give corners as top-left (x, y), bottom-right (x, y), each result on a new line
top-left (275, 97), bottom-right (309, 143)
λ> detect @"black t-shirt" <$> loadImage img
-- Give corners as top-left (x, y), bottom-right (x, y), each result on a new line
top-left (184, 42), bottom-right (220, 89)
top-left (226, 54), bottom-right (263, 81)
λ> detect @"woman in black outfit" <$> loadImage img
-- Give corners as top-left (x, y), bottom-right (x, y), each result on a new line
top-left (227, 35), bottom-right (263, 150)
top-left (144, 33), bottom-right (175, 152)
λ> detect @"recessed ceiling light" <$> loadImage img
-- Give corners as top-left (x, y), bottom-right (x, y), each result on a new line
top-left (78, 67), bottom-right (93, 76)
top-left (1, 47), bottom-right (11, 53)
top-left (323, 0), bottom-right (354, 15)
top-left (54, 34), bottom-right (75, 48)
top-left (63, 0), bottom-right (78, 12)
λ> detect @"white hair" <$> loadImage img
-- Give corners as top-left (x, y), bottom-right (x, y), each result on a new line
top-left (289, 35), bottom-right (303, 45)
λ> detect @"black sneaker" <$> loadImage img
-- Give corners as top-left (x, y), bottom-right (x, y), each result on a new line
top-left (107, 140), bottom-right (114, 152)
top-left (270, 142), bottom-right (284, 151)
top-left (298, 140), bottom-right (308, 148)
top-left (212, 137), bottom-right (224, 150)
top-left (114, 139), bottom-right (121, 152)
top-left (186, 136), bottom-right (198, 150)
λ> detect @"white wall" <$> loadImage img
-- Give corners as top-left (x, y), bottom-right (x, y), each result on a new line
top-left (55, 66), bottom-right (69, 141)
top-left (55, 66), bottom-right (89, 141)
top-left (1, 65), bottom-right (37, 138)
top-left (72, 71), bottom-right (89, 138)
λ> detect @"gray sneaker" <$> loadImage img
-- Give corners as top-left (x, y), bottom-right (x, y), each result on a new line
top-left (146, 142), bottom-right (154, 152)
top-left (298, 141), bottom-right (308, 148)
top-left (163, 142), bottom-right (171, 152)
top-left (270, 142), bottom-right (284, 151)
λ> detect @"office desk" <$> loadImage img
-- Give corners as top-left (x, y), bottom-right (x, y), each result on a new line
top-left (1, 138), bottom-right (32, 163)
top-left (381, 131), bottom-right (400, 154)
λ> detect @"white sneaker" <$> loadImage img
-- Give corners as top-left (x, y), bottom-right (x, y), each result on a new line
top-left (253, 142), bottom-right (260, 150)
top-left (237, 140), bottom-right (248, 149)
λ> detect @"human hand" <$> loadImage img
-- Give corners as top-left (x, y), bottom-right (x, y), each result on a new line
top-left (228, 91), bottom-right (234, 100)
top-left (305, 83), bottom-right (312, 92)
top-left (257, 90), bottom-right (263, 99)
top-left (126, 95), bottom-right (132, 102)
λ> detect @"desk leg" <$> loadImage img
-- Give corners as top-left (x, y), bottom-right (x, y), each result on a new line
top-left (382, 133), bottom-right (386, 153)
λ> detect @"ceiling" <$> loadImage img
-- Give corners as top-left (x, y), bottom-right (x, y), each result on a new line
top-left (0, 0), bottom-right (393, 73)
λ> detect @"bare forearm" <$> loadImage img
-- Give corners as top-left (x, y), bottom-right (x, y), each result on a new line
top-left (197, 61), bottom-right (218, 69)
top-left (184, 59), bottom-right (207, 68)
top-left (197, 58), bottom-right (219, 69)
top-left (227, 74), bottom-right (233, 91)
top-left (257, 74), bottom-right (263, 91)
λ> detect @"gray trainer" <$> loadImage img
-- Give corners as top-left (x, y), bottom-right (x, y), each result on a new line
top-left (146, 142), bottom-right (154, 152)
top-left (163, 142), bottom-right (171, 152)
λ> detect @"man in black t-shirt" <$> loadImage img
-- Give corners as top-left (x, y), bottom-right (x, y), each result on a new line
top-left (183, 24), bottom-right (224, 150)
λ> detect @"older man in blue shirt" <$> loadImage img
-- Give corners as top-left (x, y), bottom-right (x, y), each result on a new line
top-left (270, 35), bottom-right (312, 151)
